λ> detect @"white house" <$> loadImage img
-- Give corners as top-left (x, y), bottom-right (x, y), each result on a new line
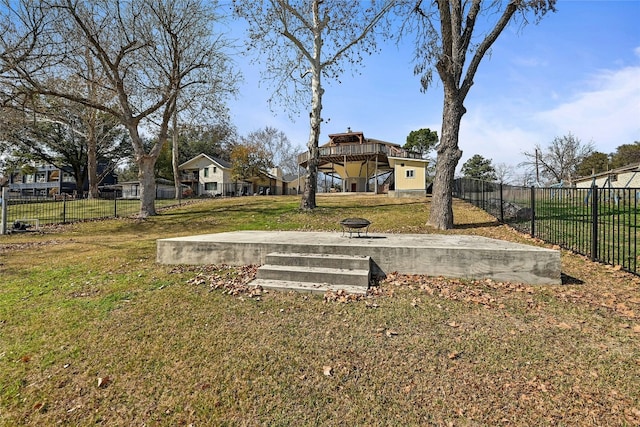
top-left (179, 154), bottom-right (247, 196)
top-left (573, 163), bottom-right (640, 189)
top-left (179, 153), bottom-right (289, 196)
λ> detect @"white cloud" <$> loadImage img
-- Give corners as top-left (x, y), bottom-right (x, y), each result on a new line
top-left (535, 65), bottom-right (640, 152)
top-left (459, 110), bottom-right (540, 169)
top-left (455, 62), bottom-right (640, 173)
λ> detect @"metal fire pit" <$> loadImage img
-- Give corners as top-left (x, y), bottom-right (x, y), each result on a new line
top-left (340, 217), bottom-right (371, 238)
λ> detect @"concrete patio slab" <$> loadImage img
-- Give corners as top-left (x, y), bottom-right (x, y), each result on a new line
top-left (157, 231), bottom-right (561, 285)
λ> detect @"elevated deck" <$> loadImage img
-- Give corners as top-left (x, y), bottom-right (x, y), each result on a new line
top-left (157, 231), bottom-right (561, 285)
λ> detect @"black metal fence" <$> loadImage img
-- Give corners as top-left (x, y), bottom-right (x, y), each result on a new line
top-left (0, 190), bottom-right (182, 234)
top-left (454, 178), bottom-right (639, 276)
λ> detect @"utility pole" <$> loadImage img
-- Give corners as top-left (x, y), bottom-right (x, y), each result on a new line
top-left (535, 148), bottom-right (540, 185)
top-left (1, 187), bottom-right (7, 235)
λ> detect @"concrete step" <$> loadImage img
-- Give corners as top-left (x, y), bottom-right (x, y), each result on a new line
top-left (250, 279), bottom-right (367, 295)
top-left (257, 265), bottom-right (370, 288)
top-left (265, 252), bottom-right (371, 270)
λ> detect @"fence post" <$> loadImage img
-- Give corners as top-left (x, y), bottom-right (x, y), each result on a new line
top-left (591, 185), bottom-right (599, 262)
top-left (530, 186), bottom-right (536, 238)
top-left (114, 193), bottom-right (118, 218)
top-left (62, 197), bottom-right (67, 223)
top-left (1, 187), bottom-right (7, 235)
top-left (499, 182), bottom-right (504, 223)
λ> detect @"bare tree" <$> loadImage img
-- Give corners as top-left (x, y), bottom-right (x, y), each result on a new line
top-left (521, 133), bottom-right (594, 185)
top-left (494, 162), bottom-right (515, 184)
top-left (2, 3), bottom-right (123, 199)
top-left (401, 0), bottom-right (556, 229)
top-left (0, 0), bottom-right (50, 77)
top-left (233, 0), bottom-right (394, 210)
top-left (241, 126), bottom-right (300, 176)
top-left (1, 0), bottom-right (237, 216)
top-left (0, 92), bottom-right (131, 194)
top-left (169, 22), bottom-right (238, 200)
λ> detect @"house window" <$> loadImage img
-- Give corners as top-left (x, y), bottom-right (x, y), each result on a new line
top-left (204, 167), bottom-right (209, 178)
top-left (205, 182), bottom-right (217, 191)
top-left (212, 166), bottom-right (217, 173)
top-left (406, 169), bottom-right (415, 179)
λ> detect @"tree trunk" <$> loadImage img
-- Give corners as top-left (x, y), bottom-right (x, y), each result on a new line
top-left (87, 120), bottom-right (99, 199)
top-left (428, 90), bottom-right (465, 230)
top-left (301, 143), bottom-right (319, 209)
top-left (85, 51), bottom-right (99, 199)
top-left (137, 155), bottom-right (157, 217)
top-left (73, 165), bottom-right (87, 199)
top-left (172, 111), bottom-right (181, 201)
top-left (300, 8), bottom-right (324, 211)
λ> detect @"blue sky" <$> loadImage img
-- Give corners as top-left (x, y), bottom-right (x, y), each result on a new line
top-left (226, 1), bottom-right (640, 179)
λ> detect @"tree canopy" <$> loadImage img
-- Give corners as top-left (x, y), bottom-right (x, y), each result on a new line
top-left (404, 128), bottom-right (438, 158)
top-left (576, 152), bottom-right (610, 177)
top-left (461, 154), bottom-right (497, 181)
top-left (611, 141), bottom-right (640, 169)
top-left (229, 141), bottom-right (271, 183)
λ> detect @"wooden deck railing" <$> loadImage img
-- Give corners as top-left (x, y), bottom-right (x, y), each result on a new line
top-left (297, 143), bottom-right (422, 165)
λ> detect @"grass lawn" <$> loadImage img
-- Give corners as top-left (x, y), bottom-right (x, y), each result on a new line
top-left (1, 194), bottom-right (638, 426)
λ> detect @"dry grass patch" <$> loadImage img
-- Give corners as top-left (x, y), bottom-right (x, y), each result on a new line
top-left (1, 194), bottom-right (639, 425)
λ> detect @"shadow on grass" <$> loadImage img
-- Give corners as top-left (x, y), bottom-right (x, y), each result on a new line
top-left (454, 221), bottom-right (502, 229)
top-left (561, 273), bottom-right (584, 285)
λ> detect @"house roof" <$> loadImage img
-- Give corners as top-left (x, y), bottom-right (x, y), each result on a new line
top-left (283, 173), bottom-right (305, 182)
top-left (179, 153), bottom-right (231, 170)
top-left (322, 130), bottom-right (400, 148)
top-left (388, 156), bottom-right (430, 166)
top-left (573, 162), bottom-right (640, 183)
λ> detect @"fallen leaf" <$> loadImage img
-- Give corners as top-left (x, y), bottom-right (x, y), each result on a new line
top-left (557, 322), bottom-right (572, 330)
top-left (97, 376), bottom-right (111, 388)
top-left (448, 351), bottom-right (462, 360)
top-left (385, 330), bottom-right (398, 337)
top-left (447, 321), bottom-right (460, 328)
top-left (323, 366), bottom-right (332, 376)
top-left (633, 325), bottom-right (640, 333)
